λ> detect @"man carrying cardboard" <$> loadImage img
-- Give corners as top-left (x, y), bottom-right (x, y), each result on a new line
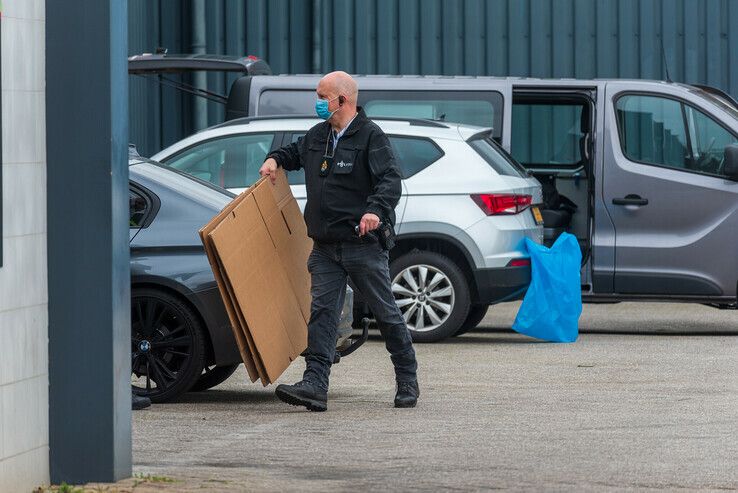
top-left (259, 71), bottom-right (419, 412)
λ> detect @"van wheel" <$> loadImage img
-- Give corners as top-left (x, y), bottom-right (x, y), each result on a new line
top-left (131, 288), bottom-right (207, 403)
top-left (454, 304), bottom-right (489, 336)
top-left (390, 251), bottom-right (470, 343)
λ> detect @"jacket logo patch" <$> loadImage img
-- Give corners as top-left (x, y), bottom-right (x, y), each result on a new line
top-left (334, 160), bottom-right (354, 174)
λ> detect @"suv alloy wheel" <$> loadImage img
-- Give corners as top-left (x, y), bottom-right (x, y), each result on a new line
top-left (389, 251), bottom-right (471, 342)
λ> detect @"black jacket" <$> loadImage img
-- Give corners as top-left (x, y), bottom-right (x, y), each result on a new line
top-left (268, 108), bottom-right (401, 243)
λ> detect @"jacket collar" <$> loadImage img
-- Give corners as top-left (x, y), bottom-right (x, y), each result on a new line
top-left (340, 107), bottom-right (367, 138)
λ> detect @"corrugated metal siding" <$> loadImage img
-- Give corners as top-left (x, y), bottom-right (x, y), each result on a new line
top-left (129, 0), bottom-right (738, 156)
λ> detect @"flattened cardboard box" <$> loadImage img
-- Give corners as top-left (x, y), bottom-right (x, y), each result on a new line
top-left (199, 172), bottom-right (312, 385)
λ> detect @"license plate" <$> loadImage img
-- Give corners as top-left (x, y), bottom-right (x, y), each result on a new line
top-left (531, 206), bottom-right (543, 225)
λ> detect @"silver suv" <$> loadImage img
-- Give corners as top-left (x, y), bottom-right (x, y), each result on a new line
top-left (151, 116), bottom-right (543, 342)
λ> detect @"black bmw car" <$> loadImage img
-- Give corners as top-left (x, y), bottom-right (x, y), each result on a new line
top-left (129, 155), bottom-right (357, 403)
top-left (129, 156), bottom-right (242, 402)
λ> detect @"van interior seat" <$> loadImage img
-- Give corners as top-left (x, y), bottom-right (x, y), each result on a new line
top-left (537, 104), bottom-right (589, 246)
top-left (538, 174), bottom-right (576, 246)
top-left (541, 208), bottom-right (572, 229)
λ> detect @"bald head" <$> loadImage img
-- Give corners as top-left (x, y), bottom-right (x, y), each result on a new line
top-left (317, 71), bottom-right (358, 105)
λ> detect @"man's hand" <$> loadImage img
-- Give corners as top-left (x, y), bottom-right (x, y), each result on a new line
top-left (358, 213), bottom-right (381, 236)
top-left (259, 158), bottom-right (279, 184)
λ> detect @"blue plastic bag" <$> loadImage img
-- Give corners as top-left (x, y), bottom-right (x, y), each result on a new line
top-left (512, 233), bottom-right (582, 343)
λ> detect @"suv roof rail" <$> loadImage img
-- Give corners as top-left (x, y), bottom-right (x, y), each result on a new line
top-left (212, 114), bottom-right (318, 129)
top-left (212, 114), bottom-right (450, 129)
top-left (370, 116), bottom-right (449, 128)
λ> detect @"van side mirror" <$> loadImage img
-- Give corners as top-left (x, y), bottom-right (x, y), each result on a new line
top-left (724, 145), bottom-right (738, 180)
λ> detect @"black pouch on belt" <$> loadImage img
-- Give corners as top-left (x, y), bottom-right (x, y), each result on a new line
top-left (376, 221), bottom-right (395, 251)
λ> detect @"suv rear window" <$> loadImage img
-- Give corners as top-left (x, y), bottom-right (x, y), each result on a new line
top-left (469, 136), bottom-right (527, 178)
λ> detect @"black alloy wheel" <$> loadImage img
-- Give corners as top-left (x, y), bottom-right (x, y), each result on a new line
top-left (131, 288), bottom-right (206, 403)
top-left (190, 364), bottom-right (240, 392)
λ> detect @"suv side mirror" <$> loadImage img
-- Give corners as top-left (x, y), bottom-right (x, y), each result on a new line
top-left (724, 145), bottom-right (738, 180)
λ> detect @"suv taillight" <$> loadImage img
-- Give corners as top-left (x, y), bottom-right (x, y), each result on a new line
top-left (471, 193), bottom-right (532, 215)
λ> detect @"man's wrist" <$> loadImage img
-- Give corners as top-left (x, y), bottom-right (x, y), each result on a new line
top-left (267, 155), bottom-right (281, 168)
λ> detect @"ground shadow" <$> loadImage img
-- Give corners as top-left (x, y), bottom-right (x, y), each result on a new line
top-left (461, 326), bottom-right (738, 337)
top-left (577, 328), bottom-right (738, 336)
top-left (366, 330), bottom-right (546, 345)
top-left (164, 386), bottom-right (360, 406)
top-left (166, 388), bottom-right (276, 404)
top-left (442, 334), bottom-right (547, 344)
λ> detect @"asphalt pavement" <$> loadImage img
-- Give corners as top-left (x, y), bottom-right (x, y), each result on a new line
top-left (129, 301), bottom-right (737, 492)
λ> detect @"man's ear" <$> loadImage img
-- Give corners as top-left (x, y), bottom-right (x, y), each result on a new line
top-left (338, 95), bottom-right (345, 106)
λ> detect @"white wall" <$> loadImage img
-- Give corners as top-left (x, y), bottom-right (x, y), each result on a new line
top-left (0, 0), bottom-right (49, 490)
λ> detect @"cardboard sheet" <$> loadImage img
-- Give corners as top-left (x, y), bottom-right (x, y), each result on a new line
top-left (199, 172), bottom-right (312, 385)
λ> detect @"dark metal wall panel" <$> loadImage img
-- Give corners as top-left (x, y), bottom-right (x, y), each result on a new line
top-left (48, 0), bottom-right (131, 483)
top-left (129, 0), bottom-right (738, 156)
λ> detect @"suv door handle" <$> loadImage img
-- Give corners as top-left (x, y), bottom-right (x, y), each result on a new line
top-left (612, 194), bottom-right (648, 206)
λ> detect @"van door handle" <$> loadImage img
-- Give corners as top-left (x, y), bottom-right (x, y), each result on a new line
top-left (612, 194), bottom-right (648, 206)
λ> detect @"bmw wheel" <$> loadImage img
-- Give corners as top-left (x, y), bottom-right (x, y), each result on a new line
top-left (131, 288), bottom-right (206, 403)
top-left (190, 364), bottom-right (240, 392)
top-left (389, 251), bottom-right (471, 342)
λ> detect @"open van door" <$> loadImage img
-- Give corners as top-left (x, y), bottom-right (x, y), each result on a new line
top-left (128, 52), bottom-right (271, 105)
top-left (602, 81), bottom-right (738, 300)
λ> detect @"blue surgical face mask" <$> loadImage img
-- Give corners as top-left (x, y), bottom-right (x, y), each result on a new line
top-left (315, 96), bottom-right (338, 120)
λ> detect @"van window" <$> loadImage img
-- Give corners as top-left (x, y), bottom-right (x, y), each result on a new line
top-left (616, 94), bottom-right (737, 176)
top-left (511, 103), bottom-right (585, 168)
top-left (258, 89), bottom-right (504, 140)
top-left (387, 136), bottom-right (443, 178)
top-left (259, 90), bottom-right (314, 116)
top-left (366, 100), bottom-right (494, 128)
top-left (616, 95), bottom-right (688, 170)
top-left (163, 133), bottom-right (275, 189)
top-left (684, 105), bottom-right (738, 175)
top-left (362, 91), bottom-right (503, 140)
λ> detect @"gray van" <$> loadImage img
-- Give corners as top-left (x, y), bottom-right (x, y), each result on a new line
top-left (129, 54), bottom-right (738, 308)
top-left (234, 76), bottom-right (738, 307)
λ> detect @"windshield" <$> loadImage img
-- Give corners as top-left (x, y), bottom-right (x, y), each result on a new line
top-left (468, 135), bottom-right (528, 178)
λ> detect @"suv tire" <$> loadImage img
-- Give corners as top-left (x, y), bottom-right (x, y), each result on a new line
top-left (389, 251), bottom-right (471, 342)
top-left (454, 304), bottom-right (489, 336)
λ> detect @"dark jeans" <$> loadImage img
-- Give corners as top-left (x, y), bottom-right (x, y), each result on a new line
top-left (303, 240), bottom-right (418, 391)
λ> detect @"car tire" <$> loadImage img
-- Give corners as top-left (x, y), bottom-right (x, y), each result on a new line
top-left (131, 288), bottom-right (207, 403)
top-left (190, 364), bottom-right (240, 392)
top-left (453, 304), bottom-right (489, 336)
top-left (389, 251), bottom-right (471, 343)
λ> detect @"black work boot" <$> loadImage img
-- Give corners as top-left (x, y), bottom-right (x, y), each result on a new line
top-left (132, 393), bottom-right (151, 410)
top-left (394, 380), bottom-right (419, 408)
top-left (275, 380), bottom-right (328, 412)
